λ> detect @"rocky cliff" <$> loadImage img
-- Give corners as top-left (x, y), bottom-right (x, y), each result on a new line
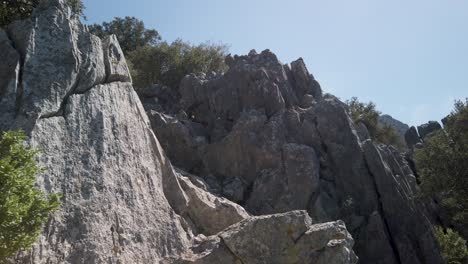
top-left (378, 114), bottom-right (409, 139)
top-left (141, 52), bottom-right (445, 263)
top-left (0, 1), bottom-right (358, 263)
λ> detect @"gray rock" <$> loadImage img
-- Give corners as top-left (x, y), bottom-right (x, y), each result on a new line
top-left (167, 211), bottom-right (357, 264)
top-left (378, 114), bottom-right (409, 138)
top-left (290, 57), bottom-right (323, 100)
top-left (417, 121), bottom-right (442, 140)
top-left (354, 121), bottom-right (371, 141)
top-left (405, 126), bottom-right (421, 148)
top-left (176, 174), bottom-right (250, 236)
top-left (3, 1), bottom-right (443, 263)
top-left (147, 110), bottom-right (205, 171)
top-left (149, 49), bottom-right (444, 264)
top-left (102, 34), bottom-right (132, 83)
top-left (246, 143), bottom-right (320, 213)
top-left (15, 82), bottom-right (190, 263)
top-left (6, 0), bottom-right (107, 117)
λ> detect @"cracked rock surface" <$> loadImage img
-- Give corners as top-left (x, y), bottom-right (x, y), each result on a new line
top-left (1, 1), bottom-right (360, 263)
top-left (165, 211), bottom-right (357, 264)
top-left (142, 48), bottom-right (445, 263)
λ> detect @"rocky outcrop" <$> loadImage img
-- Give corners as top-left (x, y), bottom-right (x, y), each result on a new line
top-left (1, 1), bottom-right (359, 263)
top-left (379, 114), bottom-right (409, 138)
top-left (166, 211), bottom-right (357, 264)
top-left (143, 48), bottom-right (444, 263)
top-left (405, 126), bottom-right (421, 149)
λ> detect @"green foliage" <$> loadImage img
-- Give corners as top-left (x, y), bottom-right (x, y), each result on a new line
top-left (415, 99), bottom-right (468, 234)
top-left (128, 40), bottom-right (228, 89)
top-left (0, 131), bottom-right (60, 261)
top-left (0, 0), bottom-right (85, 28)
top-left (88, 16), bottom-right (161, 55)
top-left (89, 17), bottom-right (228, 89)
top-left (435, 226), bottom-right (468, 264)
top-left (345, 97), bottom-right (405, 149)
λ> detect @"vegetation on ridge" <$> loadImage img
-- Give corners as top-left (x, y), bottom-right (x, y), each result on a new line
top-left (89, 16), bottom-right (229, 90)
top-left (0, 0), bottom-right (85, 27)
top-left (345, 97), bottom-right (405, 149)
top-left (415, 99), bottom-right (468, 232)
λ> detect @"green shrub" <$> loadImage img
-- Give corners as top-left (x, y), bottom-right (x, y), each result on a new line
top-left (128, 40), bottom-right (228, 89)
top-left (0, 131), bottom-right (60, 261)
top-left (415, 99), bottom-right (468, 237)
top-left (345, 97), bottom-right (405, 149)
top-left (89, 17), bottom-right (228, 90)
top-left (435, 226), bottom-right (468, 264)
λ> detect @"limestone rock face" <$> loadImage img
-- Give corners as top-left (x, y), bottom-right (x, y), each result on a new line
top-left (167, 211), bottom-right (357, 264)
top-left (142, 48), bottom-right (445, 263)
top-left (1, 1), bottom-right (360, 263)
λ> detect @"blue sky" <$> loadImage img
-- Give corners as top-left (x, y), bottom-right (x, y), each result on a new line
top-left (83, 0), bottom-right (468, 126)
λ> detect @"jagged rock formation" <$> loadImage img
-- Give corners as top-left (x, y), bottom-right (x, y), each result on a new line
top-left (142, 49), bottom-right (445, 263)
top-left (0, 1), bottom-right (358, 263)
top-left (378, 114), bottom-right (409, 138)
top-left (404, 121), bottom-right (443, 149)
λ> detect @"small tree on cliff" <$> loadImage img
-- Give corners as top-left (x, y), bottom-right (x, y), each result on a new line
top-left (345, 97), bottom-right (405, 149)
top-left (0, 0), bottom-right (85, 28)
top-left (0, 131), bottom-right (60, 260)
top-left (89, 17), bottom-right (228, 89)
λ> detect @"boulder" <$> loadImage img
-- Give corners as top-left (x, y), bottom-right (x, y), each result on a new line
top-left (167, 211), bottom-right (357, 264)
top-left (405, 126), bottom-right (421, 148)
top-left (362, 140), bottom-right (444, 264)
top-left (102, 34), bottom-right (132, 83)
top-left (290, 58), bottom-right (322, 99)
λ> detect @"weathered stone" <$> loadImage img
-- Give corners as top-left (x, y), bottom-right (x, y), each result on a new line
top-left (6, 0), bottom-right (106, 117)
top-left (147, 110), bottom-right (205, 171)
top-left (3, 1), bottom-right (444, 262)
top-left (102, 34), bottom-right (132, 83)
top-left (362, 140), bottom-right (444, 264)
top-left (146, 48), bottom-right (444, 264)
top-left (168, 211), bottom-right (357, 264)
top-left (15, 82), bottom-right (190, 263)
top-left (246, 143), bottom-right (320, 213)
top-left (354, 121), bottom-right (370, 141)
top-left (290, 57), bottom-right (323, 100)
top-left (417, 121), bottom-right (442, 140)
top-left (176, 174), bottom-right (250, 236)
top-left (405, 126), bottom-right (421, 148)
top-left (221, 176), bottom-right (245, 203)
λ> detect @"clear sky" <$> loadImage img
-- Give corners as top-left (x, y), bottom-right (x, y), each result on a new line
top-left (83, 0), bottom-right (468, 126)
